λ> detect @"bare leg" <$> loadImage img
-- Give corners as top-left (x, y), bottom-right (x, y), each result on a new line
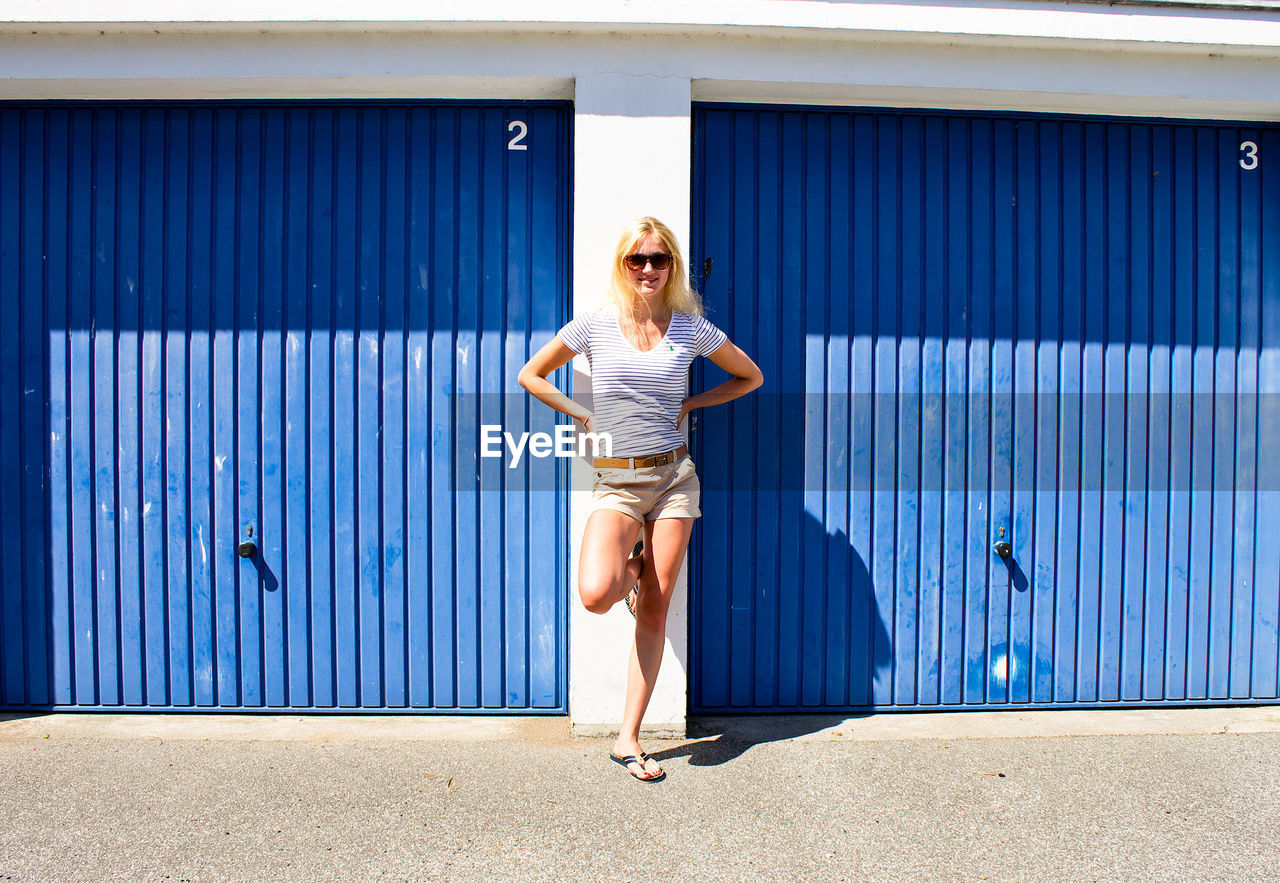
top-left (577, 509), bottom-right (645, 614)
top-left (611, 516), bottom-right (694, 779)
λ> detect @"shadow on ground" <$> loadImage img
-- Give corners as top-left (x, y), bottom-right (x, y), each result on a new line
top-left (651, 714), bottom-right (873, 766)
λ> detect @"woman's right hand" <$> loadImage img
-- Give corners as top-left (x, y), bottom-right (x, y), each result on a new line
top-left (574, 412), bottom-right (594, 433)
top-left (518, 336), bottom-right (591, 430)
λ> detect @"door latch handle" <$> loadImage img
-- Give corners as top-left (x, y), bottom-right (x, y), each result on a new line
top-left (237, 525), bottom-right (258, 559)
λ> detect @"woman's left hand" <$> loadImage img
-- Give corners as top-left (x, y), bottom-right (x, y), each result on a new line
top-left (676, 340), bottom-right (764, 430)
top-left (677, 398), bottom-right (694, 429)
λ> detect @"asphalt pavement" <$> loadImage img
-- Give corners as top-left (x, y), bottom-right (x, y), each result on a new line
top-left (1, 708), bottom-right (1277, 882)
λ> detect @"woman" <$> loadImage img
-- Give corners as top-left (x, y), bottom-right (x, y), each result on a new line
top-left (518, 217), bottom-right (763, 783)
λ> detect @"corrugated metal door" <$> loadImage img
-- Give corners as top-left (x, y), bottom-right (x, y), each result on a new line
top-left (691, 104), bottom-right (1280, 711)
top-left (0, 101), bottom-right (570, 711)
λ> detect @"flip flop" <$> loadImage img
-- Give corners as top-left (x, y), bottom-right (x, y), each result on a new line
top-left (609, 751), bottom-right (666, 783)
top-left (625, 536), bottom-right (644, 619)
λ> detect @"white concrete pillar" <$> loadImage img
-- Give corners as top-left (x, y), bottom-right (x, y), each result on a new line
top-left (568, 72), bottom-right (693, 737)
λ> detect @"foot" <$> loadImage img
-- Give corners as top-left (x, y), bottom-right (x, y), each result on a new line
top-left (610, 741), bottom-right (664, 781)
top-left (622, 538), bottom-right (645, 617)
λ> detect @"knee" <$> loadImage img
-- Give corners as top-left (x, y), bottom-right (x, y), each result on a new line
top-left (578, 578), bottom-right (619, 615)
top-left (581, 595), bottom-right (615, 616)
top-left (633, 608), bottom-right (667, 631)
top-left (630, 594), bottom-right (671, 630)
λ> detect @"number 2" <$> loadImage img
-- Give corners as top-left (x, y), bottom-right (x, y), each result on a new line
top-left (507, 121), bottom-right (528, 151)
top-left (1240, 141), bottom-right (1259, 170)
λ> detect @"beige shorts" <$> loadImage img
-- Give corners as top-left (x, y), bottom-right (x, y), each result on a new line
top-left (591, 455), bottom-right (702, 523)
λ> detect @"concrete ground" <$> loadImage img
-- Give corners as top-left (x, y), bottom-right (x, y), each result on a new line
top-left (1, 708), bottom-right (1278, 882)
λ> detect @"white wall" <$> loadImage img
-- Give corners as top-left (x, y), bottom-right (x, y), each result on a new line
top-left (9, 0), bottom-right (1280, 50)
top-left (6, 4), bottom-right (1280, 733)
top-left (569, 74), bottom-right (693, 736)
top-left (4, 27), bottom-right (1280, 119)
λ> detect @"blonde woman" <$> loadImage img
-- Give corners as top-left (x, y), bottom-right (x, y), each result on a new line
top-left (518, 217), bottom-right (763, 783)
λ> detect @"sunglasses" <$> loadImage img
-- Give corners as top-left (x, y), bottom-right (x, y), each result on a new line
top-left (623, 252), bottom-right (673, 271)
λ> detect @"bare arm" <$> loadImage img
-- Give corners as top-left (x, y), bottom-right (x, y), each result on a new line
top-left (517, 336), bottom-right (595, 430)
top-left (676, 339), bottom-right (764, 427)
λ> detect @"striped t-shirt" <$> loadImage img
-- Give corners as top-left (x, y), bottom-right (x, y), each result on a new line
top-left (557, 306), bottom-right (728, 457)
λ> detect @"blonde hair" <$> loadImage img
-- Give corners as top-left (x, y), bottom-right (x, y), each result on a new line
top-left (606, 217), bottom-right (706, 317)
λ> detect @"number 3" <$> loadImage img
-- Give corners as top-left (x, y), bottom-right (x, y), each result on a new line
top-left (507, 121), bottom-right (528, 151)
top-left (1240, 141), bottom-right (1259, 170)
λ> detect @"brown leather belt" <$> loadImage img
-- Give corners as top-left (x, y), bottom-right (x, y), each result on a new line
top-left (593, 444), bottom-right (688, 469)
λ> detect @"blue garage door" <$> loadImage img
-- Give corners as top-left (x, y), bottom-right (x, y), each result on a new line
top-left (691, 104), bottom-right (1280, 711)
top-left (0, 101), bottom-right (570, 712)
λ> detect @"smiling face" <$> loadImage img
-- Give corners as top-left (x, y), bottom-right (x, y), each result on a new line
top-left (607, 217), bottom-right (690, 315)
top-left (625, 233), bottom-right (671, 301)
